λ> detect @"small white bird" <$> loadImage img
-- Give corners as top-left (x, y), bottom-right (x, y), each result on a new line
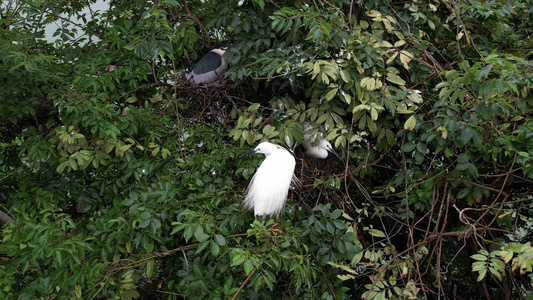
top-left (301, 122), bottom-right (342, 160)
top-left (240, 142), bottom-right (296, 218)
top-left (186, 45), bottom-right (229, 85)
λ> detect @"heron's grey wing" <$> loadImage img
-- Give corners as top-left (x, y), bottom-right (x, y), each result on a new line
top-left (192, 52), bottom-right (222, 74)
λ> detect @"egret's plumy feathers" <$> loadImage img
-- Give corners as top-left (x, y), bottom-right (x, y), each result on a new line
top-left (241, 142), bottom-right (296, 218)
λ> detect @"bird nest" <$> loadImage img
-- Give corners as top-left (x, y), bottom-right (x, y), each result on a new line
top-left (0, 92), bottom-right (55, 140)
top-left (173, 74), bottom-right (245, 128)
top-left (291, 146), bottom-right (356, 216)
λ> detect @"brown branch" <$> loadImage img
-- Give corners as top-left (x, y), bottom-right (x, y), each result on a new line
top-left (0, 209), bottom-right (15, 224)
top-left (445, 177), bottom-right (522, 197)
top-left (232, 267), bottom-right (257, 300)
top-left (179, 0), bottom-right (211, 47)
top-left (90, 244), bottom-right (199, 299)
top-left (351, 147), bottom-right (395, 174)
top-left (181, 247), bottom-right (190, 295)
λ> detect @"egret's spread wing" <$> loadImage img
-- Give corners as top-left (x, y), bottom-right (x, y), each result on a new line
top-left (192, 52), bottom-right (222, 74)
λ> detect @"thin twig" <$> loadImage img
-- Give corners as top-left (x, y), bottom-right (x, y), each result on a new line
top-left (231, 267), bottom-right (257, 300)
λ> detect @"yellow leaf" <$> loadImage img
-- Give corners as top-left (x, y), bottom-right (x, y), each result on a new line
top-left (340, 69), bottom-right (350, 83)
top-left (162, 149), bottom-right (171, 159)
top-left (366, 10), bottom-right (381, 18)
top-left (457, 30), bottom-right (464, 40)
top-left (399, 52), bottom-right (411, 69)
top-left (404, 115), bottom-right (416, 131)
top-left (383, 19), bottom-right (392, 31)
top-left (313, 61), bottom-right (320, 76)
top-left (386, 73), bottom-right (406, 86)
top-left (371, 107), bottom-right (378, 121)
top-left (437, 125), bottom-right (448, 139)
top-left (408, 92), bottom-right (423, 103)
top-left (338, 274), bottom-right (356, 281)
top-left (368, 229), bottom-right (386, 238)
top-left (361, 77), bottom-right (378, 91)
top-left (386, 51), bottom-right (399, 65)
top-left (126, 240), bottom-right (132, 253)
top-left (394, 39), bottom-right (406, 47)
top-left (321, 72), bottom-right (330, 85)
top-left (360, 77), bottom-right (370, 89)
top-left (385, 15), bottom-right (397, 24)
top-left (353, 104), bottom-right (371, 113)
top-left (379, 41), bottom-right (394, 48)
top-left (499, 250), bottom-right (514, 263)
top-left (370, 103), bottom-right (384, 111)
top-left (339, 90), bottom-right (351, 104)
top-left (375, 79), bottom-right (383, 89)
top-left (152, 146), bottom-right (160, 157)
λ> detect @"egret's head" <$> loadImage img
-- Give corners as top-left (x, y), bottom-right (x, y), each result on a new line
top-left (319, 139), bottom-right (342, 160)
top-left (239, 142), bottom-right (278, 158)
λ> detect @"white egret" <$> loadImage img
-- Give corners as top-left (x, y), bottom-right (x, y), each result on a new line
top-left (301, 122), bottom-right (342, 160)
top-left (239, 142), bottom-right (296, 218)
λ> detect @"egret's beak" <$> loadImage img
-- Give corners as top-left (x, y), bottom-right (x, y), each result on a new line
top-left (239, 148), bottom-right (257, 158)
top-left (327, 147), bottom-right (342, 161)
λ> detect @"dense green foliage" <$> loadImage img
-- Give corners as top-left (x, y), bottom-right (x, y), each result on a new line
top-left (1, 0), bottom-right (532, 299)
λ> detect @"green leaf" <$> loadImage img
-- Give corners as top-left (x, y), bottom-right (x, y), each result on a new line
top-left (232, 254), bottom-right (246, 266)
top-left (460, 128), bottom-right (473, 144)
top-left (457, 187), bottom-right (471, 199)
top-left (476, 268), bottom-right (487, 281)
top-left (197, 240), bottom-right (210, 253)
top-left (439, 87), bottom-right (453, 101)
top-left (194, 226), bottom-right (209, 242)
top-left (68, 157), bottom-right (78, 170)
top-left (435, 82), bottom-right (450, 89)
top-left (138, 219), bottom-right (150, 228)
top-left (243, 259), bottom-right (254, 275)
top-left (210, 241), bottom-right (220, 257)
top-left (146, 259), bottom-right (155, 278)
top-left (214, 234), bottom-right (226, 246)
top-left (324, 87), bottom-right (338, 101)
top-left (56, 161), bottom-right (69, 174)
top-left (471, 253), bottom-right (488, 261)
top-left (402, 142), bottom-right (416, 152)
top-left (416, 143), bottom-right (428, 154)
top-left (254, 0), bottom-right (265, 10)
top-left (331, 209), bottom-right (342, 219)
